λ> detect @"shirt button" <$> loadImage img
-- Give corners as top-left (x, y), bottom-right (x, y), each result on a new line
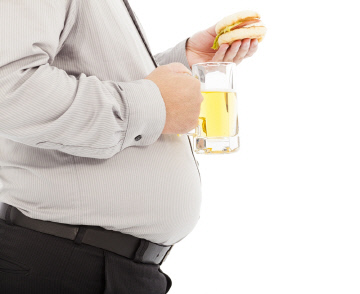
top-left (135, 135), bottom-right (142, 141)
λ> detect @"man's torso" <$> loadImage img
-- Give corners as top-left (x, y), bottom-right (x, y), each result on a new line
top-left (0, 0), bottom-right (202, 246)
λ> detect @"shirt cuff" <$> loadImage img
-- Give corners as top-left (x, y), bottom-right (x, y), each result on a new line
top-left (154, 38), bottom-right (192, 71)
top-left (116, 79), bottom-right (166, 150)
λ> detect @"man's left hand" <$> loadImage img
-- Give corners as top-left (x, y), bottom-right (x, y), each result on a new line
top-left (186, 24), bottom-right (259, 68)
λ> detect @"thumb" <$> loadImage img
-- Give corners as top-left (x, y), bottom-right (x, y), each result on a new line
top-left (166, 62), bottom-right (192, 76)
top-left (206, 24), bottom-right (217, 37)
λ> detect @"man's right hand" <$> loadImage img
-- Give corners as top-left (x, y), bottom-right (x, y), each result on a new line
top-left (145, 63), bottom-right (203, 135)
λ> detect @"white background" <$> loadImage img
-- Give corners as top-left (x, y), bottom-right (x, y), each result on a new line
top-left (132, 1), bottom-right (360, 293)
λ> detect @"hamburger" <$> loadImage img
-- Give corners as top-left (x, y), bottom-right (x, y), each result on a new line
top-left (212, 10), bottom-right (267, 50)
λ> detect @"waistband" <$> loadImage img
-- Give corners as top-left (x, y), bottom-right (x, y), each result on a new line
top-left (0, 202), bottom-right (173, 265)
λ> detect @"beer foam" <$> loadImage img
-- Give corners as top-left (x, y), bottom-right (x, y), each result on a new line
top-left (200, 86), bottom-right (235, 93)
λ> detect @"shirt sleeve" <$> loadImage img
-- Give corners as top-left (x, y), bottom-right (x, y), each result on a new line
top-left (154, 38), bottom-right (192, 71)
top-left (0, 0), bottom-right (166, 160)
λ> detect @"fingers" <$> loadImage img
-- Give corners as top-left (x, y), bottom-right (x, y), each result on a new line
top-left (167, 62), bottom-right (192, 75)
top-left (223, 40), bottom-right (242, 62)
top-left (234, 38), bottom-right (258, 64)
top-left (231, 38), bottom-right (251, 64)
top-left (212, 44), bottom-right (230, 62)
top-left (244, 38), bottom-right (259, 58)
top-left (212, 38), bottom-right (259, 64)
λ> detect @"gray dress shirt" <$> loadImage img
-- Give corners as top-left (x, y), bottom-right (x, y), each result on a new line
top-left (0, 0), bottom-right (202, 246)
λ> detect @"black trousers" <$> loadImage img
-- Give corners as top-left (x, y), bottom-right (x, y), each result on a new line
top-left (0, 219), bottom-right (172, 294)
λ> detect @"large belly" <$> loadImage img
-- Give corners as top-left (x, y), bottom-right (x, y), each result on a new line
top-left (0, 135), bottom-right (202, 246)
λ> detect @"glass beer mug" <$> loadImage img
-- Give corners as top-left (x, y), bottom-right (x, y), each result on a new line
top-left (180, 62), bottom-right (239, 154)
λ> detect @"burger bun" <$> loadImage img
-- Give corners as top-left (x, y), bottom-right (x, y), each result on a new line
top-left (218, 22), bottom-right (267, 46)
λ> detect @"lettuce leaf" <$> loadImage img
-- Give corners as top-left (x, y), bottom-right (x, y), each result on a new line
top-left (211, 34), bottom-right (221, 50)
top-left (211, 20), bottom-right (249, 50)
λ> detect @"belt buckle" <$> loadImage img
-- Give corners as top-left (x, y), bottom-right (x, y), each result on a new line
top-left (159, 245), bottom-right (173, 265)
top-left (134, 239), bottom-right (173, 265)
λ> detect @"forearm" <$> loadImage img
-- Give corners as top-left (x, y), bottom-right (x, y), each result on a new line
top-left (154, 38), bottom-right (191, 71)
top-left (0, 0), bottom-right (166, 159)
top-left (0, 64), bottom-right (166, 159)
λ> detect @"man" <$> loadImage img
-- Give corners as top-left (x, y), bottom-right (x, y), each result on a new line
top-left (0, 1), bottom-right (258, 293)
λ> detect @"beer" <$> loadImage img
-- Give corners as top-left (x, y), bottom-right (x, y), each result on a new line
top-left (198, 89), bottom-right (238, 137)
top-left (179, 62), bottom-right (240, 154)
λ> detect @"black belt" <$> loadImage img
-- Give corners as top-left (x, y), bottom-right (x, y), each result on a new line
top-left (0, 203), bottom-right (172, 265)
